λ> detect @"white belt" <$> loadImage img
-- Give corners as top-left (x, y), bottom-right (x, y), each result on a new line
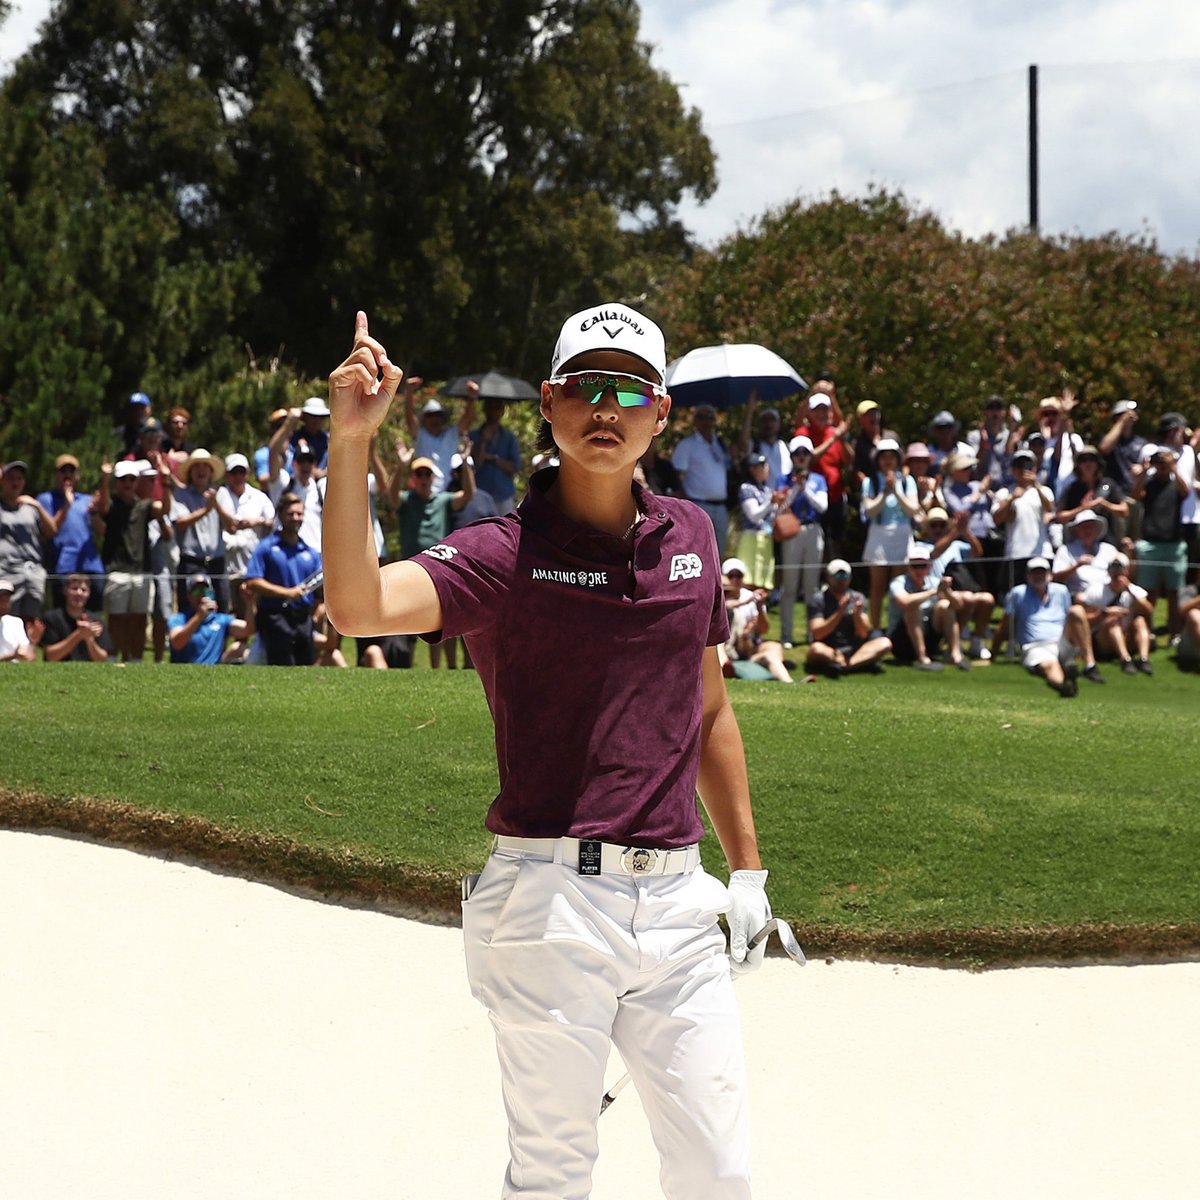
top-left (492, 835), bottom-right (700, 877)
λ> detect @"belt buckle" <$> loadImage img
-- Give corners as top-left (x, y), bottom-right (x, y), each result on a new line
top-left (621, 846), bottom-right (658, 875)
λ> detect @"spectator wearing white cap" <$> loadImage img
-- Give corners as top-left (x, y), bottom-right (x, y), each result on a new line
top-left (805, 558), bottom-right (891, 677)
top-left (405, 378), bottom-right (477, 495)
top-left (1080, 552), bottom-right (1154, 674)
top-left (993, 446), bottom-right (1054, 597)
top-left (289, 396), bottom-right (332, 471)
top-left (794, 382), bottom-right (850, 555)
top-left (0, 578), bottom-right (35, 661)
top-left (1003, 556), bottom-right (1100, 696)
top-left (720, 559), bottom-right (796, 683)
top-left (1130, 441), bottom-right (1189, 638)
top-left (217, 452), bottom-right (276, 638)
top-left (1051, 510), bottom-right (1118, 598)
top-left (776, 437), bottom-right (828, 647)
top-left (918, 507), bottom-right (996, 661)
top-left (672, 403), bottom-right (732, 550)
top-left (861, 438), bottom-right (921, 632)
top-left (886, 545), bottom-right (962, 671)
top-left (267, 429), bottom-right (327, 552)
top-left (1099, 399), bottom-right (1145, 492)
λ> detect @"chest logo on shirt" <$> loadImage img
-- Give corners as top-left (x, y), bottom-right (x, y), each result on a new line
top-left (531, 567), bottom-right (610, 588)
top-left (668, 553), bottom-right (704, 581)
top-left (423, 544), bottom-right (458, 562)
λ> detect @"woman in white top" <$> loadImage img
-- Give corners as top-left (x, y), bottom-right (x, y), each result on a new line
top-left (861, 438), bottom-right (922, 631)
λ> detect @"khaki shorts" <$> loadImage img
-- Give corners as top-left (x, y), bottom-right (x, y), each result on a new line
top-left (105, 571), bottom-right (152, 615)
top-left (1021, 636), bottom-right (1076, 672)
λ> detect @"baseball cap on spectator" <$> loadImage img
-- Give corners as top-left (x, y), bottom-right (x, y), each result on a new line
top-left (1026, 428), bottom-right (1046, 445)
top-left (1027, 556), bottom-right (1051, 572)
top-left (984, 394), bottom-right (1005, 410)
top-left (827, 558), bottom-right (852, 578)
top-left (225, 453), bottom-right (250, 473)
top-left (722, 558), bottom-right (749, 577)
top-left (746, 453), bottom-right (768, 468)
top-left (293, 439), bottom-right (317, 461)
top-left (128, 391), bottom-right (151, 407)
top-left (904, 442), bottom-right (930, 460)
top-left (908, 545), bottom-right (932, 563)
top-left (1109, 552), bottom-right (1131, 571)
top-left (1111, 400), bottom-right (1137, 418)
top-left (930, 410), bottom-right (959, 429)
top-left (1011, 448), bottom-right (1037, 468)
top-left (139, 417), bottom-right (163, 435)
top-left (1140, 443), bottom-right (1163, 462)
top-left (113, 460), bottom-right (140, 479)
top-left (759, 407), bottom-right (780, 420)
top-left (133, 459), bottom-right (156, 478)
top-left (55, 453), bottom-right (80, 470)
top-left (873, 438), bottom-right (902, 459)
top-left (186, 572), bottom-right (212, 591)
top-left (449, 452), bottom-right (474, 471)
top-left (301, 397), bottom-right (331, 417)
top-left (788, 435), bottom-right (814, 456)
top-left (1075, 444), bottom-right (1102, 463)
top-left (421, 399), bottom-right (447, 417)
top-left (411, 457), bottom-right (443, 479)
top-left (807, 393), bottom-right (832, 409)
top-left (550, 303), bottom-right (667, 380)
top-left (0, 579), bottom-right (14, 593)
top-left (855, 400), bottom-right (880, 416)
top-left (1158, 412), bottom-right (1187, 435)
top-left (4, 460), bottom-right (29, 475)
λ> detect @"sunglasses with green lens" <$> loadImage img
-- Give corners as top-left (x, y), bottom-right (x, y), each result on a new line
top-left (550, 371), bottom-right (664, 408)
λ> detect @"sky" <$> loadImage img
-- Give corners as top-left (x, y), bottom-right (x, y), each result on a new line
top-left (4, 0), bottom-right (1199, 256)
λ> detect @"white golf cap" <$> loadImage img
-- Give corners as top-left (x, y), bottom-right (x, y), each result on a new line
top-left (827, 558), bottom-right (852, 576)
top-left (788, 435), bottom-right (814, 455)
top-left (113, 460), bottom-right (140, 479)
top-left (551, 303), bottom-right (667, 381)
top-left (301, 396), bottom-right (330, 417)
top-left (807, 393), bottom-right (832, 408)
top-left (1139, 442), bottom-right (1160, 462)
top-left (1027, 556), bottom-right (1051, 571)
top-left (225, 452), bottom-right (250, 472)
top-left (133, 459), bottom-right (156, 478)
top-left (908, 545), bottom-right (932, 563)
top-left (722, 557), bottom-right (749, 577)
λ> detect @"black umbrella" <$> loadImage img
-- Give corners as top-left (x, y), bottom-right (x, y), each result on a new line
top-left (441, 371), bottom-right (539, 401)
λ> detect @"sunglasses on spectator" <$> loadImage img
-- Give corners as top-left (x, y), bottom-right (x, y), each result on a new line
top-left (549, 371), bottom-right (665, 408)
top-left (414, 469), bottom-right (434, 479)
top-left (831, 570), bottom-right (851, 580)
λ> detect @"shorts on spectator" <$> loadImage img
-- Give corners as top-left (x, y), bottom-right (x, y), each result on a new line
top-left (6, 562), bottom-right (47, 619)
top-left (105, 571), bottom-right (152, 615)
top-left (1021, 637), bottom-right (1077, 673)
top-left (153, 570), bottom-right (173, 621)
top-left (1177, 628), bottom-right (1200, 672)
top-left (356, 634), bottom-right (412, 669)
top-left (1135, 539), bottom-right (1186, 592)
top-left (888, 613), bottom-right (941, 663)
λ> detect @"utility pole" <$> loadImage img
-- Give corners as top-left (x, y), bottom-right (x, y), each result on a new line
top-left (1028, 63), bottom-right (1039, 232)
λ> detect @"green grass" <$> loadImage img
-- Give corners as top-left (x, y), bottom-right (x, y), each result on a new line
top-left (3, 658), bottom-right (1198, 963)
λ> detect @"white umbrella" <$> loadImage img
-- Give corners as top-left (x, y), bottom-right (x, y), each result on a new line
top-left (664, 343), bottom-right (806, 409)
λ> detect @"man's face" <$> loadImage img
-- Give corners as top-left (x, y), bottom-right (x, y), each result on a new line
top-left (484, 399), bottom-right (506, 424)
top-left (692, 408), bottom-right (716, 436)
top-left (985, 403), bottom-right (1004, 423)
top-left (411, 466), bottom-right (435, 498)
top-left (758, 412), bottom-right (780, 441)
top-left (65, 578), bottom-right (91, 610)
top-left (1076, 519), bottom-right (1101, 548)
top-left (1027, 566), bottom-right (1049, 592)
top-left (908, 560), bottom-right (931, 584)
top-left (227, 466), bottom-right (248, 492)
top-left (857, 409), bottom-right (879, 432)
top-left (168, 414), bottom-right (189, 440)
top-left (140, 431), bottom-right (162, 455)
top-left (1014, 462), bottom-right (1036, 485)
top-left (135, 474), bottom-right (156, 499)
top-left (57, 462), bottom-right (79, 489)
top-left (828, 568), bottom-right (850, 595)
top-left (189, 464), bottom-right (214, 490)
top-left (422, 412), bottom-right (447, 437)
top-left (932, 424), bottom-right (956, 447)
top-left (2, 469), bottom-right (27, 501)
top-left (115, 475), bottom-right (139, 501)
top-left (280, 501), bottom-right (304, 535)
top-left (539, 350), bottom-right (670, 477)
top-left (301, 413), bottom-right (326, 434)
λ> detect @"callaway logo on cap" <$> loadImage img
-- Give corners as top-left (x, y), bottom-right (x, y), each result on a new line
top-left (551, 303), bottom-right (667, 381)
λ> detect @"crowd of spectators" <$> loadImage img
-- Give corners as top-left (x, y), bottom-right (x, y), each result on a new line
top-left (3, 377), bottom-right (1199, 692)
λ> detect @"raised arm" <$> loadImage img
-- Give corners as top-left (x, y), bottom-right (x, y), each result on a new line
top-left (324, 312), bottom-right (442, 636)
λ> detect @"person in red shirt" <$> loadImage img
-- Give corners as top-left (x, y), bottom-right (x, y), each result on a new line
top-left (794, 385), bottom-right (850, 555)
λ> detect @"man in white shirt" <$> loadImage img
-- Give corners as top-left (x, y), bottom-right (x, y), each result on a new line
top-left (1051, 510), bottom-right (1117, 598)
top-left (0, 578), bottom-right (35, 661)
top-left (1081, 552), bottom-right (1154, 675)
top-left (672, 404), bottom-right (731, 549)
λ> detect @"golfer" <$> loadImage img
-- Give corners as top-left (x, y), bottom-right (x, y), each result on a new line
top-left (324, 304), bottom-right (774, 1199)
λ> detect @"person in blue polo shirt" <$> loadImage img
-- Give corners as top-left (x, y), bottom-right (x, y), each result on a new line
top-left (168, 573), bottom-right (249, 664)
top-left (244, 492), bottom-right (322, 666)
top-left (324, 304), bottom-right (777, 1199)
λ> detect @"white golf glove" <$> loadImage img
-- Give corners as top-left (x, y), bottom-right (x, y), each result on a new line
top-left (728, 869), bottom-right (771, 975)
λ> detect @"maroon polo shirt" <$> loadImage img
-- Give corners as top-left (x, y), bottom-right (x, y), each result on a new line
top-left (415, 468), bottom-right (728, 847)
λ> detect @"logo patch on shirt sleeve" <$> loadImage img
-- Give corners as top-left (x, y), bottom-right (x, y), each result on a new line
top-left (422, 544), bottom-right (458, 562)
top-left (668, 553), bottom-right (704, 581)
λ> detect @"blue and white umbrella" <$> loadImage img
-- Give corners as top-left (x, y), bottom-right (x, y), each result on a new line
top-left (664, 343), bottom-right (806, 410)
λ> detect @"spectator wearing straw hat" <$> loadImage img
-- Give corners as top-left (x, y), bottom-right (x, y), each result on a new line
top-left (776, 437), bottom-right (828, 647)
top-left (1051, 510), bottom-right (1118, 598)
top-left (861, 438), bottom-right (921, 632)
top-left (1080, 552), bottom-right (1154, 675)
top-left (1004, 556), bottom-right (1099, 697)
top-left (1035, 392), bottom-right (1083, 501)
top-left (806, 558), bottom-right (891, 677)
top-left (171, 449), bottom-right (230, 612)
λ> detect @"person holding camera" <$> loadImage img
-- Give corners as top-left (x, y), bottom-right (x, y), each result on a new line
top-left (1130, 441), bottom-right (1189, 639)
top-left (775, 436), bottom-right (828, 647)
top-left (168, 572), bottom-right (249, 664)
top-left (886, 545), bottom-right (966, 671)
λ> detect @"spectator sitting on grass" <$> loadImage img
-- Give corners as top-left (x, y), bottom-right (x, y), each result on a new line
top-left (0, 578), bottom-right (35, 662)
top-left (1003, 556), bottom-right (1101, 698)
top-left (719, 559), bottom-right (796, 683)
top-left (35, 573), bottom-right (113, 662)
top-left (918, 508), bottom-right (996, 661)
top-left (805, 558), bottom-right (891, 678)
top-left (168, 573), bottom-right (249, 664)
top-left (1081, 553), bottom-right (1154, 676)
top-left (887, 545), bottom-right (966, 671)
top-left (1051, 510), bottom-right (1117, 598)
top-left (1175, 582), bottom-right (1200, 672)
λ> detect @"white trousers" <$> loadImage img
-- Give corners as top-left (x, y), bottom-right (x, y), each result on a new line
top-left (777, 522), bottom-right (825, 644)
top-left (462, 849), bottom-right (752, 1199)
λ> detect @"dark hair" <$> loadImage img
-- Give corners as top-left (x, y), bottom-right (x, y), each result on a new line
top-left (536, 418), bottom-right (558, 455)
